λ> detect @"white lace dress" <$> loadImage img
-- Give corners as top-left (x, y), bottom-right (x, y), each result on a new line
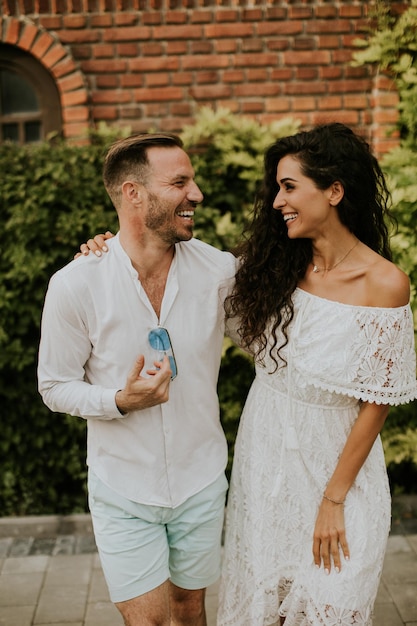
top-left (218, 289), bottom-right (417, 626)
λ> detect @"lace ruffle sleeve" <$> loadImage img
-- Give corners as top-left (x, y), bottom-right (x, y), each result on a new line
top-left (294, 295), bottom-right (417, 406)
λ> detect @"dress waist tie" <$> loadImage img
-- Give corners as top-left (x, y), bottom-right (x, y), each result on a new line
top-left (271, 354), bottom-right (299, 497)
top-left (271, 302), bottom-right (309, 498)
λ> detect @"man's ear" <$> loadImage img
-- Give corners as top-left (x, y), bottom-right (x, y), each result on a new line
top-left (328, 181), bottom-right (344, 206)
top-left (122, 180), bottom-right (143, 204)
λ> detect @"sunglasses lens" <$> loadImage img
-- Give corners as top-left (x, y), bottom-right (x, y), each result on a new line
top-left (149, 328), bottom-right (170, 351)
top-left (148, 328), bottom-right (177, 380)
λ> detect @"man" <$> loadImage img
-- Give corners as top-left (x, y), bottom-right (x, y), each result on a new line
top-left (38, 133), bottom-right (237, 626)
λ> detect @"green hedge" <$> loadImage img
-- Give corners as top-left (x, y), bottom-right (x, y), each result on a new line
top-left (0, 136), bottom-right (118, 514)
top-left (353, 1), bottom-right (417, 492)
top-left (0, 110), bottom-right (416, 515)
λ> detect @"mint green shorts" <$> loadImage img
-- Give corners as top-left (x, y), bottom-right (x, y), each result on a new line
top-left (88, 470), bottom-right (228, 603)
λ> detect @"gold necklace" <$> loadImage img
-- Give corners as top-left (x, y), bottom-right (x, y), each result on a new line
top-left (312, 239), bottom-right (359, 274)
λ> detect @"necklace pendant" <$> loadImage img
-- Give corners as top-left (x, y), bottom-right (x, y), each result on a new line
top-left (313, 265), bottom-right (319, 273)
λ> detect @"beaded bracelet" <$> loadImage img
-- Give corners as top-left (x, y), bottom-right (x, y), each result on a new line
top-left (323, 494), bottom-right (345, 505)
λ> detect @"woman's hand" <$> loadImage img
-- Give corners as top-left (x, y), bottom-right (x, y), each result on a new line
top-left (312, 402), bottom-right (389, 574)
top-left (74, 231), bottom-right (114, 259)
top-left (312, 498), bottom-right (350, 574)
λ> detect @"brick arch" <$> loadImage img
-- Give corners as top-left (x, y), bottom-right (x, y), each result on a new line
top-left (0, 16), bottom-right (91, 144)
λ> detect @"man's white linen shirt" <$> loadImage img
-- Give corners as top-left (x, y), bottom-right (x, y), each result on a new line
top-left (38, 234), bottom-right (237, 508)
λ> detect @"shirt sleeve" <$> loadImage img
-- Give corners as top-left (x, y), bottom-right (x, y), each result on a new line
top-left (37, 272), bottom-right (123, 420)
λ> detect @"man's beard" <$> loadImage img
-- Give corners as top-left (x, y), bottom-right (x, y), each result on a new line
top-left (145, 193), bottom-right (193, 245)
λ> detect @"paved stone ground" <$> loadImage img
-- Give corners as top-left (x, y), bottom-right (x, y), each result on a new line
top-left (0, 495), bottom-right (416, 626)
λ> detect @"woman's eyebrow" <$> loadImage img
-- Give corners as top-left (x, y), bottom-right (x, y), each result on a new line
top-left (279, 176), bottom-right (298, 184)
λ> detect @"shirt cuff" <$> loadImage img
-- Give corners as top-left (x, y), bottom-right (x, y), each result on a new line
top-left (101, 388), bottom-right (127, 419)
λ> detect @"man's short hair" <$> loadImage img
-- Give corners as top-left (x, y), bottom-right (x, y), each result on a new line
top-left (103, 133), bottom-right (184, 208)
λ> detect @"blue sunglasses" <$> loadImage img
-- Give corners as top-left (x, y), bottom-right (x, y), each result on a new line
top-left (148, 327), bottom-right (177, 380)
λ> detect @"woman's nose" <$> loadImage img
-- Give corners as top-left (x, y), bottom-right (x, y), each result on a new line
top-left (272, 189), bottom-right (284, 210)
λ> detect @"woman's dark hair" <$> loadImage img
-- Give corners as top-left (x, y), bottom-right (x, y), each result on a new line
top-left (225, 122), bottom-right (395, 369)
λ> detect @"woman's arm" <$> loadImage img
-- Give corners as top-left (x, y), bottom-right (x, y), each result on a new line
top-left (312, 400), bottom-right (389, 574)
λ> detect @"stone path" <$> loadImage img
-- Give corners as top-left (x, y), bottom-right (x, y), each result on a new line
top-left (0, 495), bottom-right (416, 626)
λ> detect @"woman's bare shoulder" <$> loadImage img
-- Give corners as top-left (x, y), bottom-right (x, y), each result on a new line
top-left (366, 257), bottom-right (410, 308)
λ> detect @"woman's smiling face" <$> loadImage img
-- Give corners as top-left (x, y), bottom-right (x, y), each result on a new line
top-left (272, 155), bottom-right (337, 239)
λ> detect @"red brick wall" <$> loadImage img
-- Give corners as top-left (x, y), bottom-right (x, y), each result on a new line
top-left (0, 1), bottom-right (404, 156)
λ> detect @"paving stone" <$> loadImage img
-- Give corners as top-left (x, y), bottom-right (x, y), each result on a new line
top-left (84, 601), bottom-right (123, 626)
top-left (406, 534), bottom-right (417, 553)
top-left (375, 578), bottom-right (390, 604)
top-left (52, 535), bottom-right (76, 556)
top-left (9, 537), bottom-right (34, 557)
top-left (386, 535), bottom-right (413, 554)
top-left (34, 585), bottom-right (88, 624)
top-left (203, 578), bottom-right (219, 626)
top-left (1, 555), bottom-right (49, 574)
top-left (0, 515), bottom-right (93, 540)
top-left (0, 572), bottom-right (44, 606)
top-left (92, 553), bottom-right (102, 569)
top-left (382, 551), bottom-right (417, 584)
top-left (43, 554), bottom-right (93, 587)
top-left (0, 604), bottom-right (34, 626)
top-left (373, 601), bottom-right (405, 626)
top-left (75, 535), bottom-right (97, 554)
top-left (0, 539), bottom-right (12, 559)
top-left (30, 538), bottom-right (56, 556)
top-left (88, 568), bottom-right (110, 603)
top-left (388, 584), bottom-right (417, 623)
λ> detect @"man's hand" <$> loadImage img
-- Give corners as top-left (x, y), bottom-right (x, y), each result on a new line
top-left (74, 231), bottom-right (114, 259)
top-left (115, 354), bottom-right (172, 414)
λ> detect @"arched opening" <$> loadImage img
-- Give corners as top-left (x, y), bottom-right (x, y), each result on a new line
top-left (0, 43), bottom-right (62, 144)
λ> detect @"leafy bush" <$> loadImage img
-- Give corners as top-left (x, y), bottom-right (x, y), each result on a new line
top-left (383, 147), bottom-right (417, 316)
top-left (353, 0), bottom-right (417, 492)
top-left (354, 0), bottom-right (417, 149)
top-left (382, 167), bottom-right (417, 492)
top-left (0, 136), bottom-right (118, 514)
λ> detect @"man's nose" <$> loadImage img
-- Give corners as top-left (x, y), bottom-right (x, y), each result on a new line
top-left (188, 181), bottom-right (204, 204)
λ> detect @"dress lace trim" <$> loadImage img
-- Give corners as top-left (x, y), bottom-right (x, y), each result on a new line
top-left (278, 578), bottom-right (373, 626)
top-left (286, 290), bottom-right (417, 406)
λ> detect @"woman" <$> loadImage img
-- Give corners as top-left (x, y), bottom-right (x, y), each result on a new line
top-left (218, 123), bottom-right (417, 625)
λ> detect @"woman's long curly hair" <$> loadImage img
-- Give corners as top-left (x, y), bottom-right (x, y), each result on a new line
top-left (225, 122), bottom-right (395, 370)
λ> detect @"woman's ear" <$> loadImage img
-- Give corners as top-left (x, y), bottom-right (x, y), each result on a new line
top-left (328, 181), bottom-right (344, 206)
